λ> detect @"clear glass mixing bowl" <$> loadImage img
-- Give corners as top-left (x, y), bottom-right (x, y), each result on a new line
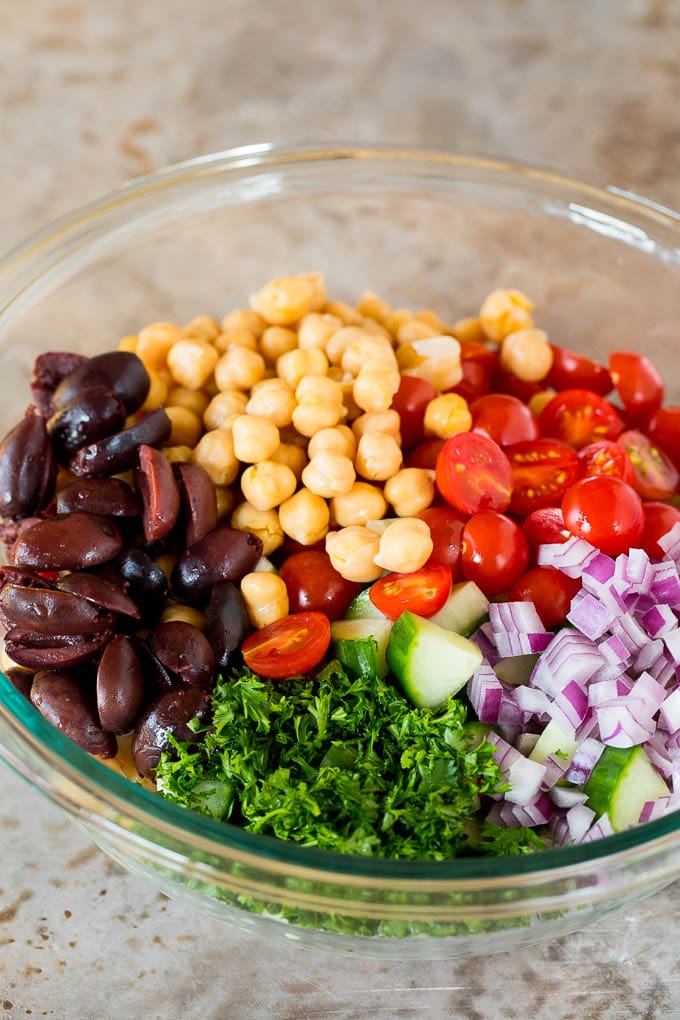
top-left (1, 146), bottom-right (680, 960)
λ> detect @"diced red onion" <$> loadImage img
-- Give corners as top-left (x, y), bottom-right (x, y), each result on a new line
top-left (566, 591), bottom-right (615, 641)
top-left (580, 813), bottom-right (614, 843)
top-left (504, 755), bottom-right (547, 806)
top-left (497, 792), bottom-right (554, 827)
top-left (513, 685), bottom-right (552, 717)
top-left (659, 687), bottom-right (680, 732)
top-left (530, 630), bottom-right (603, 697)
top-left (632, 671), bottom-right (666, 713)
top-left (641, 604), bottom-right (678, 638)
top-left (550, 786), bottom-right (589, 808)
top-left (489, 601), bottom-right (546, 636)
top-left (537, 537), bottom-right (599, 577)
top-left (598, 634), bottom-right (631, 668)
top-left (565, 737), bottom-right (605, 785)
top-left (550, 681), bottom-right (590, 729)
top-left (658, 520), bottom-right (680, 559)
top-left (611, 613), bottom-right (649, 654)
top-left (471, 622), bottom-right (500, 666)
top-left (663, 628), bottom-right (680, 665)
top-left (596, 702), bottom-right (655, 748)
top-left (468, 664), bottom-right (504, 724)
top-left (589, 677), bottom-right (632, 707)
top-left (495, 631), bottom-right (553, 656)
top-left (638, 790), bottom-right (680, 823)
top-left (650, 561), bottom-right (680, 607)
top-left (567, 802), bottom-right (598, 843)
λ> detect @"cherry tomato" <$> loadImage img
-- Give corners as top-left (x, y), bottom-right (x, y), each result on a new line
top-left (391, 375), bottom-right (437, 450)
top-left (505, 439), bottom-right (579, 517)
top-left (469, 393), bottom-right (540, 447)
top-left (461, 511), bottom-right (529, 597)
top-left (522, 507), bottom-right (571, 561)
top-left (545, 345), bottom-right (613, 396)
top-left (618, 429), bottom-right (680, 501)
top-left (538, 388), bottom-right (623, 449)
top-left (609, 351), bottom-right (664, 424)
top-left (448, 359), bottom-right (491, 403)
top-left (417, 505), bottom-right (467, 579)
top-left (459, 339), bottom-right (498, 372)
top-left (436, 432), bottom-right (512, 516)
top-left (405, 438), bottom-right (446, 470)
top-left (369, 563), bottom-right (452, 621)
top-left (561, 476), bottom-right (644, 557)
top-left (279, 550), bottom-right (362, 621)
top-left (509, 566), bottom-right (581, 630)
top-left (644, 406), bottom-right (680, 471)
top-left (242, 611), bottom-right (331, 679)
top-left (491, 368), bottom-right (543, 403)
top-left (577, 439), bottom-right (635, 486)
top-left (640, 501), bottom-right (680, 560)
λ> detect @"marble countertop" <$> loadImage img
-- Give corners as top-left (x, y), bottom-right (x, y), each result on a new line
top-left (2, 1), bottom-right (680, 1016)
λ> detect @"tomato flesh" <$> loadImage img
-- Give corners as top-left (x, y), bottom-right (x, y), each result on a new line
top-left (417, 505), bottom-right (466, 579)
top-left (369, 562), bottom-right (452, 620)
top-left (279, 550), bottom-right (362, 620)
top-left (644, 406), bottom-right (680, 471)
top-left (545, 345), bottom-right (613, 396)
top-left (461, 511), bottom-right (529, 597)
top-left (242, 612), bottom-right (331, 679)
top-left (640, 502), bottom-right (680, 560)
top-left (436, 432), bottom-right (512, 515)
top-left (391, 375), bottom-right (437, 450)
top-left (618, 429), bottom-right (679, 501)
top-left (538, 388), bottom-right (623, 449)
top-left (609, 351), bottom-right (664, 423)
top-left (405, 438), bottom-right (446, 470)
top-left (561, 476), bottom-right (644, 557)
top-left (522, 507), bottom-right (571, 561)
top-left (505, 438), bottom-right (579, 517)
top-left (577, 439), bottom-right (635, 486)
top-left (510, 566), bottom-right (581, 630)
top-left (470, 393), bottom-right (540, 447)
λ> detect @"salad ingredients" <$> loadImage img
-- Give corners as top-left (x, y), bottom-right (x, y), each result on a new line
top-left (368, 563), bottom-right (452, 621)
top-left (386, 611), bottom-right (482, 709)
top-left (241, 611), bottom-right (331, 679)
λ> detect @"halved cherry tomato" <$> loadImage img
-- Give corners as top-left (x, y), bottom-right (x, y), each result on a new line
top-left (509, 566), bottom-right (581, 630)
top-left (279, 550), bottom-right (362, 620)
top-left (538, 388), bottom-right (623, 449)
top-left (470, 394), bottom-right (540, 447)
top-left (545, 345), bottom-right (613, 396)
top-left (461, 511), bottom-right (529, 596)
top-left (609, 351), bottom-right (664, 424)
top-left (242, 611), bottom-right (331, 679)
top-left (640, 501), bottom-right (680, 560)
top-left (459, 339), bottom-right (498, 371)
top-left (436, 432), bottom-right (512, 515)
top-left (522, 507), bottom-right (571, 561)
top-left (618, 429), bottom-right (680, 501)
top-left (561, 475), bottom-right (644, 557)
top-left (505, 439), bottom-right (579, 517)
top-left (391, 375), bottom-right (437, 450)
top-left (448, 359), bottom-right (492, 403)
top-left (369, 562), bottom-right (452, 621)
top-left (644, 406), bottom-right (680, 471)
top-left (577, 439), bottom-right (635, 486)
top-left (417, 505), bottom-right (467, 579)
top-left (405, 438), bottom-right (446, 470)
top-left (491, 368), bottom-right (543, 404)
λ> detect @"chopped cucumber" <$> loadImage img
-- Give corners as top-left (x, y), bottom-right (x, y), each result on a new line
top-left (386, 610), bottom-right (483, 709)
top-left (344, 587), bottom-right (388, 621)
top-left (529, 719), bottom-right (578, 765)
top-left (494, 654), bottom-right (540, 687)
top-left (330, 618), bottom-right (392, 679)
top-left (584, 745), bottom-right (669, 831)
top-left (428, 581), bottom-right (489, 636)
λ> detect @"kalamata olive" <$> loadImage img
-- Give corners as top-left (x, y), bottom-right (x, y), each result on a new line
top-left (96, 635), bottom-right (146, 734)
top-left (4, 667), bottom-right (34, 700)
top-left (146, 621), bottom-right (215, 690)
top-left (206, 582), bottom-right (251, 671)
top-left (69, 408), bottom-right (172, 478)
top-left (0, 565), bottom-right (53, 592)
top-left (0, 585), bottom-right (115, 635)
top-left (115, 548), bottom-right (168, 625)
top-left (175, 462), bottom-right (217, 546)
top-left (0, 409), bottom-right (57, 519)
top-left (56, 477), bottom-right (140, 517)
top-left (47, 385), bottom-right (127, 461)
top-left (30, 668), bottom-right (117, 758)
top-left (12, 513), bottom-right (123, 571)
top-left (172, 526), bottom-right (262, 604)
top-left (52, 351), bottom-right (150, 414)
top-left (131, 686), bottom-right (211, 779)
top-left (58, 572), bottom-right (141, 618)
top-left (129, 636), bottom-right (175, 693)
top-left (135, 445), bottom-right (180, 543)
top-left (5, 628), bottom-right (114, 670)
top-left (30, 351), bottom-right (87, 417)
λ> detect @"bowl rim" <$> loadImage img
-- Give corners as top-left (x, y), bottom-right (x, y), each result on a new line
top-left (2, 142), bottom-right (680, 887)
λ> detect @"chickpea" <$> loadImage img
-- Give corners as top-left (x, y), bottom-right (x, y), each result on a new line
top-left (424, 393), bottom-right (473, 438)
top-left (359, 316), bottom-right (393, 340)
top-left (269, 442), bottom-right (308, 480)
top-left (192, 428), bottom-right (239, 486)
top-left (356, 290), bottom-right (393, 327)
top-left (161, 604), bottom-right (207, 629)
top-left (167, 386), bottom-right (210, 417)
top-left (214, 346), bottom-right (266, 391)
top-left (278, 488), bottom-right (330, 545)
top-left (250, 272), bottom-right (326, 325)
top-left (164, 405), bottom-right (203, 447)
top-left (214, 485), bottom-right (235, 521)
top-left (352, 410), bottom-right (401, 444)
top-left (302, 451), bottom-right (356, 499)
top-left (240, 571), bottom-right (289, 628)
top-left (383, 468), bottom-right (436, 517)
top-left (166, 338), bottom-right (218, 390)
top-left (415, 308), bottom-right (451, 334)
top-left (214, 326), bottom-right (258, 353)
top-left (292, 376), bottom-right (345, 437)
top-left (297, 312), bottom-right (342, 350)
top-left (330, 481), bottom-right (387, 528)
top-left (246, 378), bottom-right (296, 427)
top-left (278, 424), bottom-right (310, 449)
top-left (340, 335), bottom-right (396, 378)
top-left (452, 316), bottom-right (486, 344)
top-left (183, 315), bottom-right (220, 342)
top-left (353, 364), bottom-right (400, 413)
top-left (203, 389), bottom-right (249, 430)
top-left (222, 308), bottom-right (267, 339)
top-left (397, 336), bottom-right (463, 391)
top-left (479, 288), bottom-right (534, 342)
top-left (154, 552), bottom-right (177, 584)
top-left (240, 460), bottom-right (297, 511)
top-left (118, 335), bottom-right (138, 353)
top-left (259, 325), bottom-right (298, 365)
top-left (374, 518), bottom-right (433, 573)
top-left (231, 414), bottom-right (280, 463)
top-left (325, 527), bottom-right (383, 583)
top-left (276, 348), bottom-right (328, 389)
top-left (325, 326), bottom-right (372, 366)
top-left (499, 328), bottom-right (553, 382)
top-left (355, 431), bottom-right (402, 481)
top-left (396, 318), bottom-right (441, 345)
top-left (307, 424), bottom-right (357, 460)
top-left (323, 299), bottom-right (364, 326)
top-left (231, 501), bottom-right (284, 555)
top-left (139, 369), bottom-right (169, 412)
top-left (136, 322), bottom-right (183, 370)
top-left (162, 444), bottom-right (194, 464)
top-left (386, 307), bottom-right (414, 337)
top-left (528, 389), bottom-right (556, 416)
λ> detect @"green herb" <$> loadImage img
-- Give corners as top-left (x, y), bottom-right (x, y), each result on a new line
top-left (155, 660), bottom-right (507, 860)
top-left (478, 822), bottom-right (548, 856)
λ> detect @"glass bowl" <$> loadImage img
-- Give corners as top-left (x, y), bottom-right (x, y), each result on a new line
top-left (1, 145), bottom-right (680, 960)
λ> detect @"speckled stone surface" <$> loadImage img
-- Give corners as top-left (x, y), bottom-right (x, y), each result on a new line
top-left (2, 1), bottom-right (680, 1017)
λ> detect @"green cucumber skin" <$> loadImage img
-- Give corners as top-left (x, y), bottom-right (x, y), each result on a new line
top-left (584, 745), bottom-right (668, 831)
top-left (429, 581), bottom-right (489, 636)
top-left (344, 588), bottom-right (388, 621)
top-left (331, 619), bottom-right (391, 679)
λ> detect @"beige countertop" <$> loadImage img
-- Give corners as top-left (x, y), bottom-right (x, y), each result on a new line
top-left (2, 1), bottom-right (680, 1016)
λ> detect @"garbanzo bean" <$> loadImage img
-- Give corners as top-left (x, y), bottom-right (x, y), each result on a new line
top-left (330, 481), bottom-right (387, 528)
top-left (297, 312), bottom-right (342, 350)
top-left (373, 518), bottom-right (433, 573)
top-left (251, 272), bottom-right (326, 326)
top-left (221, 308), bottom-right (267, 339)
top-left (240, 460), bottom-right (297, 512)
top-left (452, 316), bottom-right (486, 344)
top-left (307, 424), bottom-right (357, 460)
top-left (356, 290), bottom-right (393, 327)
top-left (139, 369), bottom-right (169, 412)
top-left (214, 346), bottom-right (266, 391)
top-left (161, 444), bottom-right (194, 464)
top-left (203, 390), bottom-right (249, 430)
top-left (214, 326), bottom-right (258, 353)
top-left (528, 389), bottom-right (556, 416)
top-left (396, 318), bottom-right (441, 345)
top-left (167, 338), bottom-right (219, 390)
top-left (479, 288), bottom-right (534, 342)
top-left (269, 442), bottom-right (308, 479)
top-left (383, 468), bottom-right (436, 517)
top-left (240, 571), bottom-right (289, 628)
top-left (301, 451), bottom-right (356, 499)
top-left (325, 526), bottom-right (383, 583)
top-left (231, 501), bottom-right (284, 555)
top-left (183, 314), bottom-right (220, 342)
top-left (278, 488), bottom-right (330, 545)
top-left (355, 431), bottom-right (402, 481)
top-left (191, 428), bottom-right (239, 486)
top-left (136, 322), bottom-right (183, 370)
top-left (340, 335), bottom-right (396, 378)
top-left (353, 363), bottom-right (401, 413)
top-left (351, 410), bottom-right (401, 443)
top-left (277, 348), bottom-right (328, 389)
top-left (499, 327), bottom-right (553, 382)
top-left (214, 485), bottom-right (235, 521)
top-left (423, 393), bottom-right (473, 438)
top-left (164, 405), bottom-right (203, 447)
top-left (167, 386), bottom-right (210, 417)
top-left (232, 414), bottom-right (280, 463)
top-left (246, 378), bottom-right (296, 427)
top-left (259, 325), bottom-right (298, 365)
top-left (325, 325), bottom-right (371, 366)
top-left (160, 604), bottom-right (208, 629)
top-left (292, 376), bottom-right (345, 437)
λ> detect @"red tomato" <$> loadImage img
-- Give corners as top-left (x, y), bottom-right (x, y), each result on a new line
top-left (369, 563), bottom-right (452, 621)
top-left (561, 476), bottom-right (644, 557)
top-left (436, 432), bottom-right (512, 516)
top-left (491, 368), bottom-right (543, 403)
top-left (641, 501), bottom-right (680, 560)
top-left (522, 507), bottom-right (571, 561)
top-left (279, 550), bottom-right (362, 620)
top-left (459, 339), bottom-right (498, 371)
top-left (538, 388), bottom-right (624, 449)
top-left (509, 566), bottom-right (581, 630)
top-left (417, 505), bottom-right (467, 579)
top-left (469, 394), bottom-right (540, 447)
top-left (448, 359), bottom-right (492, 403)
top-left (609, 351), bottom-right (664, 424)
top-left (461, 511), bottom-right (529, 596)
top-left (545, 345), bottom-right (613, 396)
top-left (391, 375), bottom-right (437, 450)
top-left (644, 406), bottom-right (680, 471)
top-left (618, 429), bottom-right (680, 501)
top-left (242, 611), bottom-right (331, 679)
top-left (577, 439), bottom-right (635, 486)
top-left (405, 438), bottom-right (446, 470)
top-left (505, 439), bottom-right (580, 517)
